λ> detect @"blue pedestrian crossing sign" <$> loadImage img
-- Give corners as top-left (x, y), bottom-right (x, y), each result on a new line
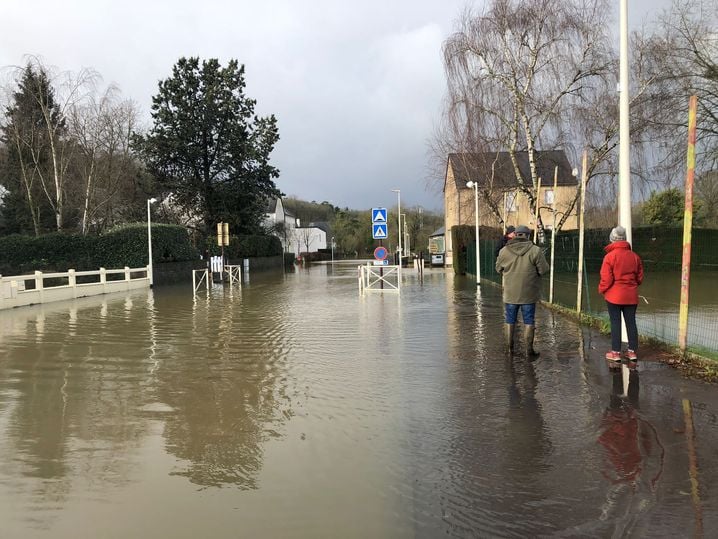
top-left (372, 223), bottom-right (388, 239)
top-left (371, 208), bottom-right (387, 223)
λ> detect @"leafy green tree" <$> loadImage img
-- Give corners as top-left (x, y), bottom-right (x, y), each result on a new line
top-left (135, 57), bottom-right (281, 235)
top-left (404, 206), bottom-right (443, 254)
top-left (331, 209), bottom-right (375, 256)
top-left (642, 188), bottom-right (685, 224)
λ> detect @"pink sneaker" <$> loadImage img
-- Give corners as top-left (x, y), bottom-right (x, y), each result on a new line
top-left (625, 350), bottom-right (638, 361)
top-left (605, 351), bottom-right (622, 362)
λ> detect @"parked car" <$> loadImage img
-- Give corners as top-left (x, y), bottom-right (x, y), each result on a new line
top-left (431, 253), bottom-right (445, 267)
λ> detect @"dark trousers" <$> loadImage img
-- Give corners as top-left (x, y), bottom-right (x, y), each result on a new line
top-left (606, 301), bottom-right (638, 352)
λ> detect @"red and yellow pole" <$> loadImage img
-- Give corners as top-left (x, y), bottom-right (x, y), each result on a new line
top-left (678, 96), bottom-right (698, 353)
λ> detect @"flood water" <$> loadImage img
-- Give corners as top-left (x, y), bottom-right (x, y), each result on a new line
top-left (1, 263), bottom-right (717, 537)
top-left (544, 270), bottom-right (718, 351)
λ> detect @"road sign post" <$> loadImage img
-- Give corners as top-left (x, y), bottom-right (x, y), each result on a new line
top-left (372, 208), bottom-right (389, 289)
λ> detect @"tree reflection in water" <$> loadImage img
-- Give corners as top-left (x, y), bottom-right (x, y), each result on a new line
top-left (155, 284), bottom-right (294, 489)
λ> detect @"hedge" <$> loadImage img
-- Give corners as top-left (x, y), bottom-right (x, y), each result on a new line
top-left (0, 233), bottom-right (95, 275)
top-left (95, 223), bottom-right (198, 268)
top-left (0, 223), bottom-right (198, 275)
top-left (203, 234), bottom-right (283, 259)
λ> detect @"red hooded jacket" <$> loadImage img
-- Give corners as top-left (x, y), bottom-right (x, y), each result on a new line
top-left (598, 241), bottom-right (644, 305)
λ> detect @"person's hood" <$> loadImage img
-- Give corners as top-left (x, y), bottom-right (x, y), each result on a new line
top-left (506, 238), bottom-right (534, 256)
top-left (604, 240), bottom-right (632, 253)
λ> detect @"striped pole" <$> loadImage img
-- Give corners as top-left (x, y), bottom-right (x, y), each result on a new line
top-left (678, 96), bottom-right (698, 353)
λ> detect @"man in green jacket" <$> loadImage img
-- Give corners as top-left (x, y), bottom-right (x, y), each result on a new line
top-left (495, 225), bottom-right (549, 356)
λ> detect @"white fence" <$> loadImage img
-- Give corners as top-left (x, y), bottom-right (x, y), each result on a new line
top-left (0, 267), bottom-right (150, 310)
top-left (358, 264), bottom-right (401, 295)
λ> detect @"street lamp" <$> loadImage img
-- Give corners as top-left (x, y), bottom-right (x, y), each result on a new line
top-left (401, 213), bottom-right (409, 256)
top-left (391, 189), bottom-right (402, 265)
top-left (147, 197), bottom-right (157, 286)
top-left (466, 181), bottom-right (481, 285)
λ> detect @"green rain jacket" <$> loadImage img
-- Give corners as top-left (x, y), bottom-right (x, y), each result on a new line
top-left (495, 238), bottom-right (549, 304)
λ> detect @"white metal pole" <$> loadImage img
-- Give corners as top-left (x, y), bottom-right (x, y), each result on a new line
top-left (147, 198), bottom-right (156, 286)
top-left (577, 152), bottom-right (588, 313)
top-left (619, 0), bottom-right (632, 245)
top-left (402, 213), bottom-right (409, 256)
top-left (549, 167), bottom-right (558, 303)
top-left (397, 192), bottom-right (402, 259)
top-left (474, 184), bottom-right (480, 284)
top-left (392, 189), bottom-right (402, 267)
top-left (619, 0), bottom-right (632, 344)
top-left (466, 181), bottom-right (481, 285)
top-left (331, 236), bottom-right (334, 264)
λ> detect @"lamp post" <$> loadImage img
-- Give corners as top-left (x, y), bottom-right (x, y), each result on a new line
top-left (391, 189), bottom-right (402, 265)
top-left (147, 197), bottom-right (157, 286)
top-left (466, 181), bottom-right (480, 285)
top-left (401, 213), bottom-right (409, 256)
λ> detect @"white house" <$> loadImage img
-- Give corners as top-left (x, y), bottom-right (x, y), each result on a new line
top-left (293, 223), bottom-right (328, 254)
top-left (265, 198), bottom-right (299, 254)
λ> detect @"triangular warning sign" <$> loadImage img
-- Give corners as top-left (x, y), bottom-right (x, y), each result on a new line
top-left (372, 208), bottom-right (387, 223)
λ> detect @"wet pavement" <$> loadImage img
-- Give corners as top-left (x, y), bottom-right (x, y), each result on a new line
top-left (0, 262), bottom-right (716, 537)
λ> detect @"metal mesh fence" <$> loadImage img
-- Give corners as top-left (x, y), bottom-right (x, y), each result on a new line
top-left (465, 225), bottom-right (718, 356)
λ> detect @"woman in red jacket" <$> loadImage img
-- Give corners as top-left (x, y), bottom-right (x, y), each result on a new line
top-left (598, 226), bottom-right (644, 365)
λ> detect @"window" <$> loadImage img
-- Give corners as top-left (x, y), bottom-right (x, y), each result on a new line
top-left (544, 189), bottom-right (555, 205)
top-left (505, 191), bottom-right (518, 213)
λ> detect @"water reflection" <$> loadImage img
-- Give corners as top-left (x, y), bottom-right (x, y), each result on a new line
top-left (1, 266), bottom-right (717, 537)
top-left (597, 366), bottom-right (665, 529)
top-left (0, 292), bottom-right (153, 519)
top-left (505, 359), bottom-right (551, 475)
top-left (149, 284), bottom-right (294, 489)
top-left (0, 284), bottom-right (294, 513)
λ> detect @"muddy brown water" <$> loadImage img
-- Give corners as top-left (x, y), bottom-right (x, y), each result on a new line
top-left (1, 262), bottom-right (716, 537)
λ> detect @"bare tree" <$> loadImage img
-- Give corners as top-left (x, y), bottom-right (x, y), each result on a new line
top-left (439, 0), bottom-right (617, 233)
top-left (695, 170), bottom-right (718, 226)
top-left (10, 57), bottom-right (97, 231)
top-left (2, 101), bottom-right (44, 235)
top-left (295, 227), bottom-right (317, 254)
top-left (633, 0), bottom-right (718, 179)
top-left (69, 87), bottom-right (140, 234)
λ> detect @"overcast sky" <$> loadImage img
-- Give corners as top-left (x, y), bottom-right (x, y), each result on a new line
top-left (2, 0), bottom-right (674, 212)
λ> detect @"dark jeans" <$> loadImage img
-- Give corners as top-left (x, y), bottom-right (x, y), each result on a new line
top-left (505, 303), bottom-right (536, 325)
top-left (606, 301), bottom-right (638, 352)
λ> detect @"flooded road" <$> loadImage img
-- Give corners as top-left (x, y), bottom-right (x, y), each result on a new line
top-left (1, 263), bottom-right (717, 537)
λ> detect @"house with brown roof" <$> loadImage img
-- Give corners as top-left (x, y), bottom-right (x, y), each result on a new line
top-left (444, 151), bottom-right (578, 267)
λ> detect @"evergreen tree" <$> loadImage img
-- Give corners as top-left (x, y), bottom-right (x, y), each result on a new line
top-left (0, 64), bottom-right (63, 235)
top-left (135, 57), bottom-right (281, 235)
top-left (642, 188), bottom-right (685, 225)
